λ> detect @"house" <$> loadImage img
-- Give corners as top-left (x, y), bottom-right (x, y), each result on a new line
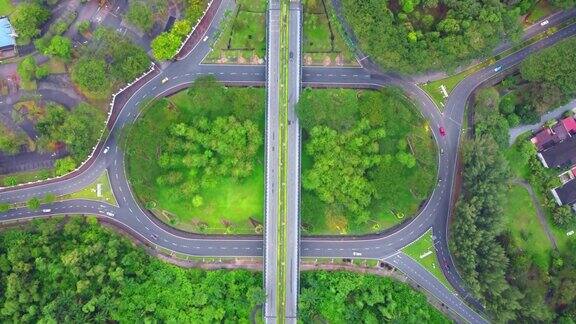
top-left (0, 17), bottom-right (16, 59)
top-left (531, 116), bottom-right (576, 151)
top-left (532, 116), bottom-right (576, 168)
top-left (538, 136), bottom-right (576, 168)
top-left (552, 178), bottom-right (576, 210)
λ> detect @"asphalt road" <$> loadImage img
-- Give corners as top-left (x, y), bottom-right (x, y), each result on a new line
top-left (1, 0), bottom-right (575, 322)
top-left (285, 1), bottom-right (302, 321)
top-left (264, 0), bottom-right (281, 321)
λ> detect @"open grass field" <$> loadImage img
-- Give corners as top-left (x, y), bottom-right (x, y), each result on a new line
top-left (402, 229), bottom-right (453, 291)
top-left (300, 88), bottom-right (437, 235)
top-left (124, 79), bottom-right (265, 234)
top-left (303, 13), bottom-right (332, 52)
top-left (502, 184), bottom-right (552, 269)
top-left (204, 0), bottom-right (266, 64)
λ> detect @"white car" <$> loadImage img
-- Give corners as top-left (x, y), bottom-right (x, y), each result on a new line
top-left (494, 66), bottom-right (502, 72)
top-left (540, 20), bottom-right (549, 26)
top-left (203, 35), bottom-right (209, 42)
top-left (352, 252), bottom-right (362, 256)
top-left (103, 146), bottom-right (109, 154)
top-left (106, 211), bottom-right (115, 217)
top-left (42, 209), bottom-right (51, 213)
top-left (161, 77), bottom-right (169, 84)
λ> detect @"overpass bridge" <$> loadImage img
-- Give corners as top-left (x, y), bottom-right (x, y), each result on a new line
top-left (264, 0), bottom-right (301, 322)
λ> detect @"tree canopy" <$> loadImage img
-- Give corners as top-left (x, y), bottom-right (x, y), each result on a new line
top-left (341, 0), bottom-right (522, 73)
top-left (11, 3), bottom-right (51, 43)
top-left (156, 116), bottom-right (262, 202)
top-left (36, 102), bottom-right (104, 163)
top-left (297, 87), bottom-right (436, 234)
top-left (300, 271), bottom-right (448, 323)
top-left (303, 120), bottom-right (385, 224)
top-left (71, 27), bottom-right (150, 97)
top-left (0, 217), bottom-right (264, 322)
top-left (520, 37), bottom-right (576, 111)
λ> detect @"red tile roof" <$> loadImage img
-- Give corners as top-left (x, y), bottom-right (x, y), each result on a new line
top-left (562, 117), bottom-right (576, 134)
top-left (531, 129), bottom-right (554, 151)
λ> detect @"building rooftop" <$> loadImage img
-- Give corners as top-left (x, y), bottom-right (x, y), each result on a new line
top-left (553, 178), bottom-right (576, 206)
top-left (540, 136), bottom-right (576, 168)
top-left (0, 17), bottom-right (15, 49)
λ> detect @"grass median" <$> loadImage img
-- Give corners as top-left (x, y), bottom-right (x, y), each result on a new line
top-left (402, 229), bottom-right (453, 291)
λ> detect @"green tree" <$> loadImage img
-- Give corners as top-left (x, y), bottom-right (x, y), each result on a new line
top-left (0, 203), bottom-right (9, 212)
top-left (126, 1), bottom-right (154, 32)
top-left (27, 197), bottom-right (40, 210)
top-left (71, 57), bottom-right (110, 96)
top-left (11, 3), bottom-right (51, 43)
top-left (78, 20), bottom-right (91, 34)
top-left (17, 57), bottom-right (38, 82)
top-left (303, 119), bottom-right (385, 224)
top-left (54, 156), bottom-right (77, 176)
top-left (44, 35), bottom-right (72, 60)
top-left (151, 32), bottom-right (181, 60)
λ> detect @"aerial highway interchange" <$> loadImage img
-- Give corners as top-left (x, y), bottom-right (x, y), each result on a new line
top-left (1, 0), bottom-right (575, 323)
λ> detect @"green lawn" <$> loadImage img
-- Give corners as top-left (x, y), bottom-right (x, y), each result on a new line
top-left (303, 13), bottom-right (332, 52)
top-left (504, 141), bottom-right (576, 253)
top-left (420, 57), bottom-right (497, 109)
top-left (205, 0), bottom-right (266, 64)
top-left (300, 88), bottom-right (437, 235)
top-left (125, 79), bottom-right (265, 234)
top-left (402, 229), bottom-right (453, 291)
top-left (0, 169), bottom-right (54, 187)
top-left (63, 170), bottom-right (117, 206)
top-left (0, 0), bottom-right (14, 16)
top-left (229, 11), bottom-right (266, 53)
top-left (503, 184), bottom-right (552, 269)
top-left (152, 158), bottom-right (264, 234)
top-left (237, 0), bottom-right (266, 11)
top-left (302, 0), bottom-right (357, 65)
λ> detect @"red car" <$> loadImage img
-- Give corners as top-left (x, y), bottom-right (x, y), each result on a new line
top-left (439, 127), bottom-right (446, 136)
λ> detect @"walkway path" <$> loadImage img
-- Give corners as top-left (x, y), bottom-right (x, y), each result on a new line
top-left (512, 179), bottom-right (558, 250)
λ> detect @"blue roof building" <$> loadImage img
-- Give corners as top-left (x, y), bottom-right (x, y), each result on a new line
top-left (0, 17), bottom-right (16, 51)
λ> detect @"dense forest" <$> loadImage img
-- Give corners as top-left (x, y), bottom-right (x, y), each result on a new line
top-left (341, 0), bottom-right (527, 73)
top-left (0, 217), bottom-right (264, 322)
top-left (0, 217), bottom-right (449, 322)
top-left (299, 271), bottom-right (448, 323)
top-left (519, 36), bottom-right (576, 113)
top-left (451, 50), bottom-right (576, 320)
top-left (297, 87), bottom-right (436, 234)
